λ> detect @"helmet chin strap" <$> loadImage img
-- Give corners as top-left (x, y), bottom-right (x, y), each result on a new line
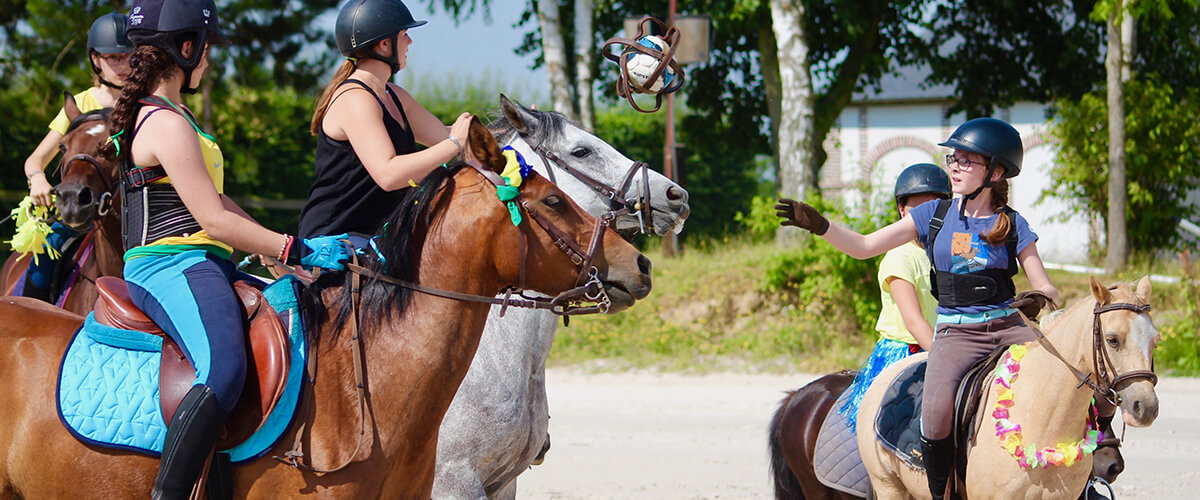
top-left (181, 68), bottom-right (199, 95)
top-left (364, 35), bottom-right (402, 74)
top-left (959, 158), bottom-right (998, 220)
top-left (98, 76), bottom-right (124, 90)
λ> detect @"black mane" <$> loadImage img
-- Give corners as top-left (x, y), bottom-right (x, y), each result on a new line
top-left (302, 163), bottom-right (468, 343)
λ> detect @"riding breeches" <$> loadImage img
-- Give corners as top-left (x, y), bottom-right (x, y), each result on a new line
top-left (124, 249), bottom-right (247, 413)
top-left (921, 313), bottom-right (1037, 440)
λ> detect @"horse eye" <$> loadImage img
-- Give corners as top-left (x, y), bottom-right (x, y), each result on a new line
top-left (571, 147), bottom-right (590, 158)
top-left (1106, 335), bottom-right (1120, 348)
top-left (543, 195), bottom-right (563, 208)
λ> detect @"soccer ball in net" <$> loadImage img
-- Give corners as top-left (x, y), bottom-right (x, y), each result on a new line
top-left (622, 35), bottom-right (676, 93)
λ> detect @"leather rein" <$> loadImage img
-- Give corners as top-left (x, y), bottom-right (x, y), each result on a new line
top-left (529, 142), bottom-right (654, 236)
top-left (57, 153), bottom-right (116, 218)
top-left (1020, 300), bottom-right (1158, 406)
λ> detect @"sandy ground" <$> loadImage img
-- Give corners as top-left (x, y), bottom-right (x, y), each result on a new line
top-left (518, 369), bottom-right (1200, 499)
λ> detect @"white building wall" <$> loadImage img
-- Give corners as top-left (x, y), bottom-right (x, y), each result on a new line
top-left (824, 100), bottom-right (1094, 264)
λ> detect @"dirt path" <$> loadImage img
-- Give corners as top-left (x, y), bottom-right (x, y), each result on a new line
top-left (518, 369), bottom-right (1200, 499)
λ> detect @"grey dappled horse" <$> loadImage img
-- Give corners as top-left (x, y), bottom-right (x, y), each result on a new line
top-left (432, 96), bottom-right (689, 499)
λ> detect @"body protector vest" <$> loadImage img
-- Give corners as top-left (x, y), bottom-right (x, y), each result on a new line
top-left (119, 98), bottom-right (206, 251)
top-left (926, 198), bottom-right (1019, 307)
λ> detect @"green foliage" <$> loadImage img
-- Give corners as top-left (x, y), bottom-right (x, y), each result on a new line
top-left (399, 68), bottom-right (547, 123)
top-left (1156, 253), bottom-right (1200, 375)
top-left (761, 196), bottom-right (886, 334)
top-left (734, 195), bottom-right (779, 239)
top-left (0, 84), bottom-right (55, 193)
top-left (1048, 77), bottom-right (1200, 252)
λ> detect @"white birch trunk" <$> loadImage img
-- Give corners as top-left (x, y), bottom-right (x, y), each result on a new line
top-left (537, 0), bottom-right (575, 119)
top-left (769, 0), bottom-right (814, 247)
top-left (573, 0), bottom-right (595, 130)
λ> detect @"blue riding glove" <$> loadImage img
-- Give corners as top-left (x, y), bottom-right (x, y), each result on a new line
top-left (298, 234), bottom-right (351, 271)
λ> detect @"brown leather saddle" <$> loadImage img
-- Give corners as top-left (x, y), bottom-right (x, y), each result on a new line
top-left (92, 276), bottom-right (290, 449)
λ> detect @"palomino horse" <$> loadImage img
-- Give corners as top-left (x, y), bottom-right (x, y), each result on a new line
top-left (0, 117), bottom-right (651, 498)
top-left (767, 373), bottom-right (1125, 500)
top-left (0, 93), bottom-right (123, 314)
top-left (433, 96), bottom-right (689, 499)
top-left (856, 277), bottom-right (1158, 499)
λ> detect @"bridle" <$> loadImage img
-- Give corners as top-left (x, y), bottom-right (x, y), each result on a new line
top-left (56, 110), bottom-right (117, 219)
top-left (1022, 298), bottom-right (1158, 406)
top-left (528, 142), bottom-right (654, 236)
top-left (342, 161), bottom-right (619, 320)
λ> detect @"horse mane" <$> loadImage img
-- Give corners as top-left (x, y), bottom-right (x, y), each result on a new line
top-left (64, 108), bottom-right (112, 135)
top-left (301, 163), bottom-right (467, 343)
top-left (1038, 281), bottom-right (1144, 333)
top-left (486, 106), bottom-right (571, 147)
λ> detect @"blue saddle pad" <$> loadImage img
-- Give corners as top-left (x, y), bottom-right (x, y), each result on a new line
top-left (56, 275), bottom-right (307, 464)
top-left (875, 359), bottom-right (926, 470)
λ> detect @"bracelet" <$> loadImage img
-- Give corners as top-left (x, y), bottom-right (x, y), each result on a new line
top-left (25, 170), bottom-right (45, 180)
top-left (277, 234), bottom-right (294, 263)
top-left (446, 135), bottom-right (463, 156)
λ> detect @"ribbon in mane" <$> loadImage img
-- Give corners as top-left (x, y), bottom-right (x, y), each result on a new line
top-left (496, 146), bottom-right (533, 226)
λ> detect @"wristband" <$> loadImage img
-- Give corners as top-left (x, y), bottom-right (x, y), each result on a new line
top-left (447, 135), bottom-right (463, 155)
top-left (278, 234), bottom-right (294, 263)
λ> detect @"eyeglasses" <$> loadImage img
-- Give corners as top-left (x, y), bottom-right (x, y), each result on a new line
top-left (946, 154), bottom-right (987, 171)
top-left (97, 53), bottom-right (130, 65)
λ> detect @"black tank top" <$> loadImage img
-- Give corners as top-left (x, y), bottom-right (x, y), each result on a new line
top-left (299, 79), bottom-right (416, 241)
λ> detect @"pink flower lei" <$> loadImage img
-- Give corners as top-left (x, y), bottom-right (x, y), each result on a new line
top-left (992, 344), bottom-right (1103, 469)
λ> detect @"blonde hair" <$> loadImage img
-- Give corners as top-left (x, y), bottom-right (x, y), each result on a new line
top-left (981, 178), bottom-right (1011, 245)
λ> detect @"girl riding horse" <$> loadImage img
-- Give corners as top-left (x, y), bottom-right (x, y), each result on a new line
top-left (100, 0), bottom-right (347, 497)
top-left (299, 0), bottom-right (472, 253)
top-left (777, 118), bottom-right (1059, 500)
top-left (18, 11), bottom-right (130, 302)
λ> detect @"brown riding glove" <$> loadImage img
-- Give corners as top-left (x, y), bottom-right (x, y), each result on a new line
top-left (1011, 290), bottom-right (1058, 319)
top-left (774, 198), bottom-right (830, 235)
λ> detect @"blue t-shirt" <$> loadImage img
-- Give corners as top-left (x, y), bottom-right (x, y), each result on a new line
top-left (909, 198), bottom-right (1038, 315)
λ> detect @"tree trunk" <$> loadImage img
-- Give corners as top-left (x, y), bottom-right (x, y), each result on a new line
top-left (537, 0), bottom-right (575, 119)
top-left (1106, 1), bottom-right (1128, 273)
top-left (573, 0), bottom-right (595, 130)
top-left (769, 0), bottom-right (814, 247)
top-left (757, 21), bottom-right (782, 192)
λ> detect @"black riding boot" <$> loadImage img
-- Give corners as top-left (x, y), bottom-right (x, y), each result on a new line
top-left (152, 385), bottom-right (227, 500)
top-left (921, 435), bottom-right (954, 500)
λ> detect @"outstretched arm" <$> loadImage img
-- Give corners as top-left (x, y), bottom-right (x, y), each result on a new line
top-left (775, 198), bottom-right (919, 259)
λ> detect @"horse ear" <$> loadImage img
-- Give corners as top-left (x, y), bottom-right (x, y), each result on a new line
top-left (500, 93), bottom-right (536, 136)
top-left (467, 115), bottom-right (505, 174)
top-left (63, 91), bottom-right (81, 123)
top-left (1134, 275), bottom-right (1152, 303)
top-left (1090, 276), bottom-right (1113, 305)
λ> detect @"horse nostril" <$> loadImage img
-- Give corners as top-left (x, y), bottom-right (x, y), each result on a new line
top-left (1133, 400), bottom-right (1142, 417)
top-left (77, 187), bottom-right (93, 206)
top-left (665, 186), bottom-right (688, 202)
top-left (637, 254), bottom-right (651, 276)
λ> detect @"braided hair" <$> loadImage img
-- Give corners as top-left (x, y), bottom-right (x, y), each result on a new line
top-left (99, 45), bottom-right (176, 162)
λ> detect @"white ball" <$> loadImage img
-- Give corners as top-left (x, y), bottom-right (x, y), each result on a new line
top-left (622, 35), bottom-right (676, 93)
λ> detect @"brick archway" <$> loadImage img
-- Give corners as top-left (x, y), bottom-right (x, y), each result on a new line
top-left (862, 135), bottom-right (940, 172)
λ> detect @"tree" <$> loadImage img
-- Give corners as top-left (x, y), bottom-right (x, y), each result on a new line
top-left (217, 0), bottom-right (341, 94)
top-left (769, 0), bottom-right (812, 246)
top-left (572, 0), bottom-right (595, 130)
top-left (534, 0), bottom-right (574, 118)
top-left (1103, 0), bottom-right (1130, 272)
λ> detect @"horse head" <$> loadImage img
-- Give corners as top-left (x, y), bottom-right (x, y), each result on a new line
top-left (465, 116), bottom-right (652, 311)
top-left (54, 92), bottom-right (118, 231)
top-left (489, 94), bottom-right (689, 237)
top-left (1088, 276), bottom-right (1160, 427)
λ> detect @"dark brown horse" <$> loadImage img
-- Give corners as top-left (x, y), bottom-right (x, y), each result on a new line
top-left (768, 368), bottom-right (1126, 500)
top-left (0, 93), bottom-right (123, 313)
top-left (0, 117), bottom-right (651, 498)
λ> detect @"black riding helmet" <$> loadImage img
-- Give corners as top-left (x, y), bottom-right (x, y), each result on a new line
top-left (939, 117), bottom-right (1023, 217)
top-left (894, 163), bottom-right (952, 204)
top-left (88, 12), bottom-right (133, 89)
top-left (335, 0), bottom-right (427, 74)
top-left (126, 0), bottom-right (230, 95)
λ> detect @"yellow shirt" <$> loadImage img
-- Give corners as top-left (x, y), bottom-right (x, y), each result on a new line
top-left (874, 241), bottom-right (938, 344)
top-left (48, 88), bottom-right (105, 135)
top-left (126, 99), bottom-right (232, 257)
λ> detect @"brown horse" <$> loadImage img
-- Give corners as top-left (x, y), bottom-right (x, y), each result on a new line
top-left (0, 93), bottom-right (123, 313)
top-left (857, 277), bottom-right (1157, 499)
top-left (0, 116), bottom-right (651, 498)
top-left (767, 371), bottom-right (1125, 500)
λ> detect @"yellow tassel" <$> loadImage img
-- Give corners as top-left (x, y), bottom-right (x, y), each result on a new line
top-left (6, 196), bottom-right (59, 265)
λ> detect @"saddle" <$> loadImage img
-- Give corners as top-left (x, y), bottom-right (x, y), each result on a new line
top-left (92, 276), bottom-right (289, 449)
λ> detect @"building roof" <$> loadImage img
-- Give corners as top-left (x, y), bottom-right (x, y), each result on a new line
top-left (851, 64), bottom-right (955, 103)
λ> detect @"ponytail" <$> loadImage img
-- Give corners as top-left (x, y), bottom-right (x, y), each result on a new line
top-left (981, 178), bottom-right (1011, 245)
top-left (100, 45), bottom-right (175, 161)
top-left (310, 59), bottom-right (358, 135)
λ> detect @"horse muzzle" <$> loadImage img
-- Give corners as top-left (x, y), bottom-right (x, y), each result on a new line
top-left (1117, 381), bottom-right (1159, 426)
top-left (55, 182), bottom-right (100, 230)
top-left (599, 253), bottom-right (652, 313)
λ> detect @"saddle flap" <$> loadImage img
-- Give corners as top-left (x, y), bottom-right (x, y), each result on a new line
top-left (94, 276), bottom-right (164, 334)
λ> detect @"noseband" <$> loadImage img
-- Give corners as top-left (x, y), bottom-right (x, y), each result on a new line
top-left (58, 153), bottom-right (116, 217)
top-left (530, 143), bottom-right (654, 235)
top-left (1024, 299), bottom-right (1157, 406)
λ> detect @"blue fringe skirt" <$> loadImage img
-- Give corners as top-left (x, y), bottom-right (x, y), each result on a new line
top-left (838, 338), bottom-right (921, 431)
